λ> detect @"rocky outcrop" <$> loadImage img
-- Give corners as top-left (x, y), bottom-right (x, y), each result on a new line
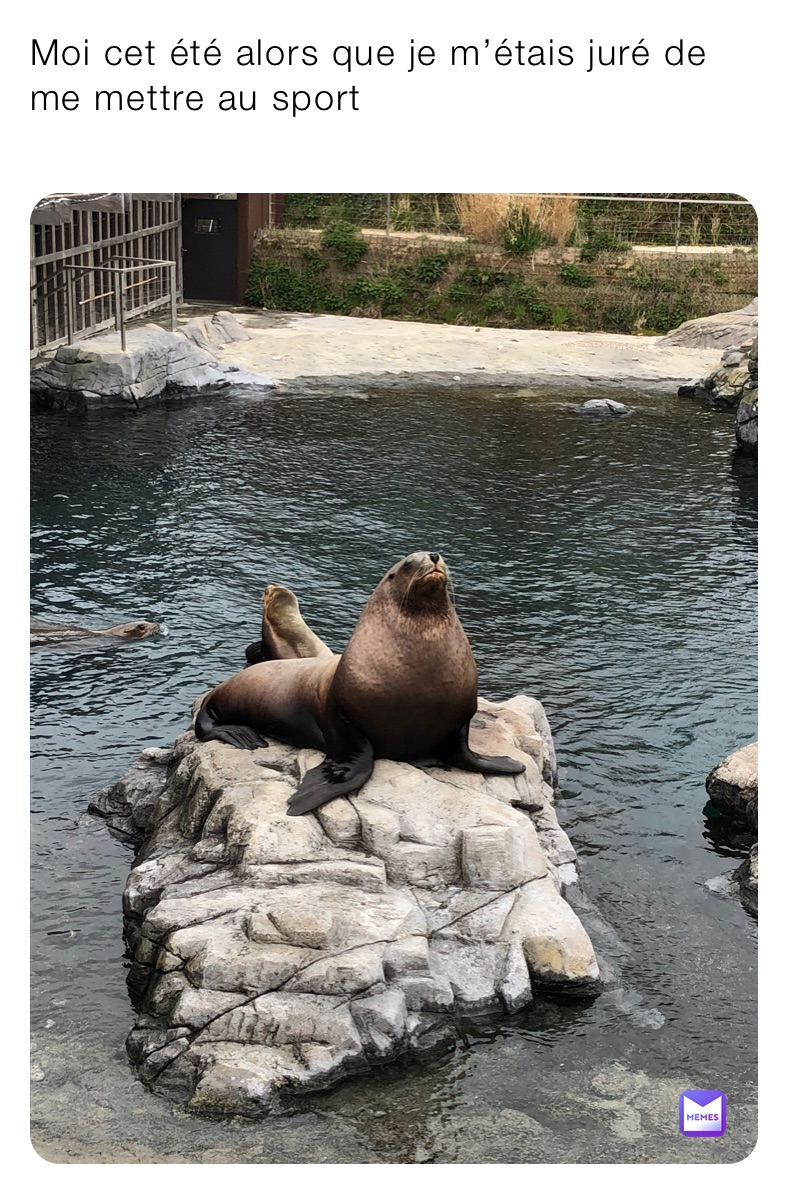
top-left (678, 337), bottom-right (757, 409)
top-left (705, 743), bottom-right (758, 916)
top-left (92, 696), bottom-right (602, 1116)
top-left (661, 299), bottom-right (758, 350)
top-left (31, 312), bottom-right (273, 409)
top-left (705, 742), bottom-right (758, 832)
top-left (677, 335), bottom-right (758, 454)
top-left (733, 844), bottom-right (758, 917)
top-left (734, 339), bottom-right (758, 452)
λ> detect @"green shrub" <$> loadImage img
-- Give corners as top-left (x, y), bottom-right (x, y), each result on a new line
top-left (321, 220), bottom-right (368, 269)
top-left (559, 263), bottom-right (595, 288)
top-left (391, 207), bottom-right (416, 231)
top-left (344, 276), bottom-right (405, 316)
top-left (500, 207), bottom-right (550, 254)
top-left (300, 248), bottom-right (327, 273)
top-left (413, 253), bottom-right (451, 285)
top-left (246, 260), bottom-right (340, 312)
top-left (628, 267), bottom-right (682, 294)
top-left (579, 231), bottom-right (631, 262)
top-left (455, 266), bottom-right (506, 290)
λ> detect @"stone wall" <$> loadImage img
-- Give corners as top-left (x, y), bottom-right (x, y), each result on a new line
top-left (248, 229), bottom-right (758, 336)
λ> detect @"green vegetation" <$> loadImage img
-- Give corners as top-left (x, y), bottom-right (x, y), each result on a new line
top-left (321, 220), bottom-right (368, 269)
top-left (500, 208), bottom-right (551, 254)
top-left (579, 231), bottom-right (631, 261)
top-left (559, 263), bottom-right (595, 288)
top-left (284, 193), bottom-right (460, 232)
top-left (247, 226), bottom-right (757, 335)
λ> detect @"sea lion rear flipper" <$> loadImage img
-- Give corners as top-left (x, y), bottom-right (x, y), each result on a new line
top-left (195, 699), bottom-right (269, 750)
top-left (244, 639), bottom-right (267, 666)
top-left (287, 719), bottom-right (374, 816)
top-left (438, 723), bottom-right (525, 776)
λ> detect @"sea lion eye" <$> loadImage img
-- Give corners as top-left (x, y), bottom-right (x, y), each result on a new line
top-left (388, 574), bottom-right (395, 581)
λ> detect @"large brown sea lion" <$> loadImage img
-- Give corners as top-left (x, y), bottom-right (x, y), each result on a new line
top-left (30, 619), bottom-right (161, 647)
top-left (244, 584), bottom-right (334, 665)
top-left (196, 552), bottom-right (524, 816)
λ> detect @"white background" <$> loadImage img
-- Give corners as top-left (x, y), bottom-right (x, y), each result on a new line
top-left (9, 0), bottom-right (780, 1185)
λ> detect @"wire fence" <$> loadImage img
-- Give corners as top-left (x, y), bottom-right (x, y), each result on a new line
top-left (283, 193), bottom-right (757, 250)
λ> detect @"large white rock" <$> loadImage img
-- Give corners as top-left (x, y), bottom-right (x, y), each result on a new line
top-left (95, 696), bottom-right (600, 1116)
top-left (31, 314), bottom-right (273, 409)
top-left (660, 300), bottom-right (758, 350)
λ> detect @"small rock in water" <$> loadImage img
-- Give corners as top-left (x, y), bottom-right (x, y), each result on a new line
top-left (576, 399), bottom-right (633, 417)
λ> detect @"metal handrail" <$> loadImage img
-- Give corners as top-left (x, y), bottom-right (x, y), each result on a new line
top-left (56, 257), bottom-right (178, 351)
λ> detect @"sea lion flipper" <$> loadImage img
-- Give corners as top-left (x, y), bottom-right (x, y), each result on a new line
top-left (199, 725), bottom-right (270, 750)
top-left (287, 720), bottom-right (374, 816)
top-left (195, 698), bottom-right (269, 750)
top-left (244, 639), bottom-right (267, 666)
top-left (438, 723), bottom-right (525, 776)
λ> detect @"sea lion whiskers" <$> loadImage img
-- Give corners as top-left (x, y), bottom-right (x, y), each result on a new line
top-left (395, 552), bottom-right (452, 616)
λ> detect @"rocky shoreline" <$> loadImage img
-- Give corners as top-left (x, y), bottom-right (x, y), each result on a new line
top-left (670, 303), bottom-right (759, 452)
top-left (91, 695), bottom-right (603, 1117)
top-left (30, 311), bottom-right (274, 409)
top-left (31, 308), bottom-right (724, 409)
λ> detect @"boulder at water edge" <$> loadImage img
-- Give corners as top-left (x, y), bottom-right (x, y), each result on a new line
top-left (92, 696), bottom-right (601, 1116)
top-left (705, 742), bottom-right (758, 917)
top-left (31, 312), bottom-right (273, 409)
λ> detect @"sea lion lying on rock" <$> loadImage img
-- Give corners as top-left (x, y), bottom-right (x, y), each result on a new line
top-left (30, 619), bottom-right (161, 647)
top-left (196, 552), bottom-right (525, 815)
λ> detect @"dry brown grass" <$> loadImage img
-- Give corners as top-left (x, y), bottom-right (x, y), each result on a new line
top-left (453, 193), bottom-right (579, 246)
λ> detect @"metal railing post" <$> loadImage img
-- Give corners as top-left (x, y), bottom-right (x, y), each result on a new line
top-left (113, 269), bottom-right (126, 351)
top-left (169, 264), bottom-right (178, 330)
top-left (675, 200), bottom-right (682, 253)
top-left (65, 267), bottom-right (74, 346)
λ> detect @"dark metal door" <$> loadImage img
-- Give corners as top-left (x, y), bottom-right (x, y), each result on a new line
top-left (182, 199), bottom-right (238, 302)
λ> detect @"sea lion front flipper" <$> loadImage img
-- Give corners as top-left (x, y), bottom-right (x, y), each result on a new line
top-left (437, 722), bottom-right (525, 776)
top-left (287, 719), bottom-right (374, 816)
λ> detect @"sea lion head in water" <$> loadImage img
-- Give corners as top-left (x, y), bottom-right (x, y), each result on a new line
top-left (103, 620), bottom-right (161, 639)
top-left (196, 551), bottom-right (524, 816)
top-left (245, 584), bottom-right (334, 665)
top-left (30, 619), bottom-right (161, 646)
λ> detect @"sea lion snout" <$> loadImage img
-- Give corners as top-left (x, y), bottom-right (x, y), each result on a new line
top-left (402, 550), bottom-right (446, 575)
top-left (109, 620), bottom-right (161, 639)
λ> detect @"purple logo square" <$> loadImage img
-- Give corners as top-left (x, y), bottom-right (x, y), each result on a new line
top-left (679, 1089), bottom-right (727, 1136)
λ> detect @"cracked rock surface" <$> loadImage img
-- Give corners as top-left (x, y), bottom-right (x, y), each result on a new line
top-left (31, 312), bottom-right (274, 409)
top-left (94, 695), bottom-right (600, 1116)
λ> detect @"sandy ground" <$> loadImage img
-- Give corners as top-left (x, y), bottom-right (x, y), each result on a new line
top-left (180, 307), bottom-right (721, 394)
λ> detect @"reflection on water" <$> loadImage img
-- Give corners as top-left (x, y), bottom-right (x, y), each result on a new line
top-left (30, 386), bottom-right (757, 1162)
